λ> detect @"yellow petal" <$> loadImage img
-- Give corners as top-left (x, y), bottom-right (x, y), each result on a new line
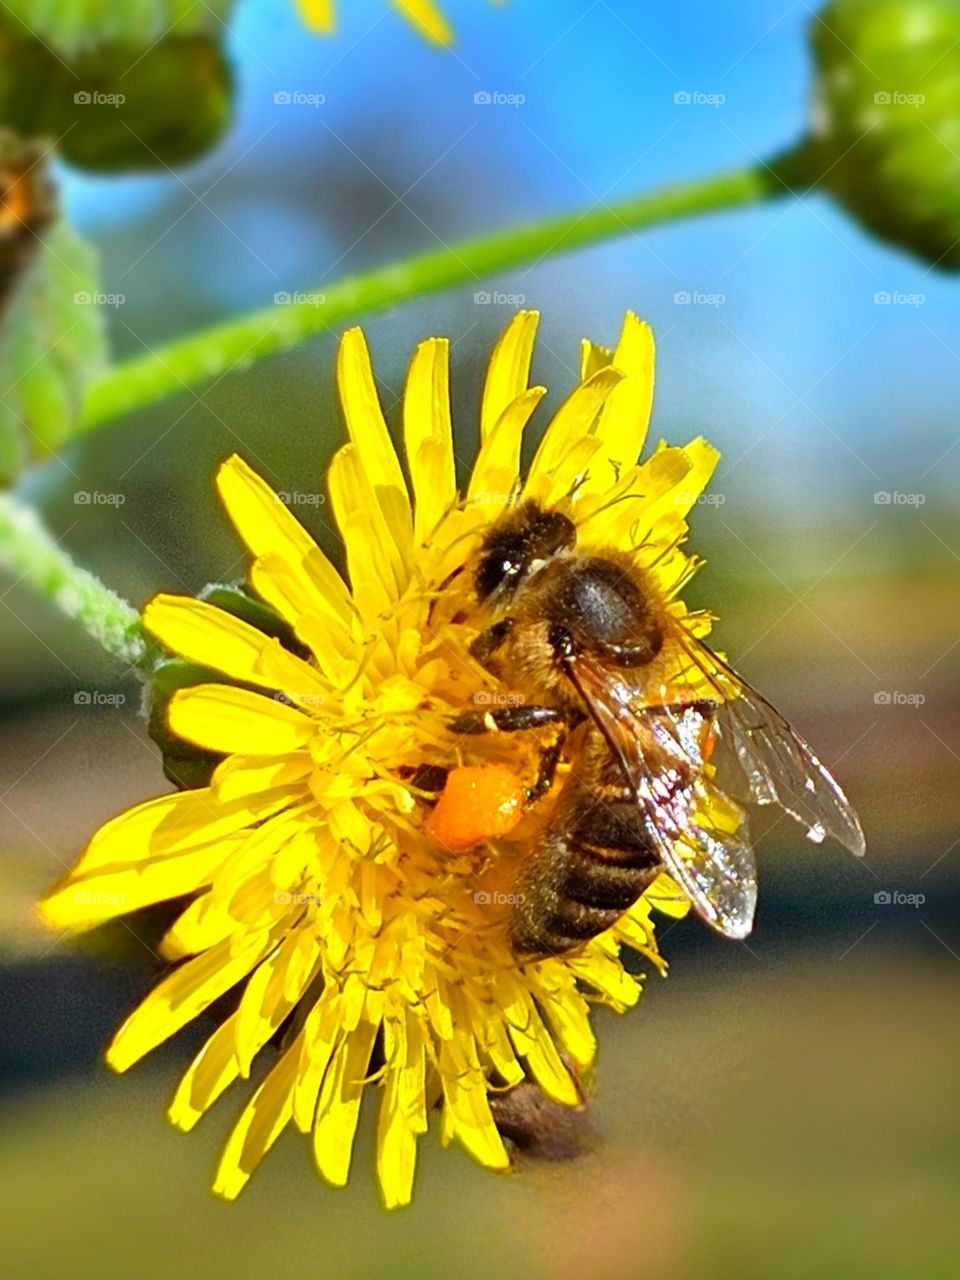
top-left (249, 554), bottom-right (355, 683)
top-left (213, 1038), bottom-right (301, 1200)
top-left (580, 338), bottom-right (613, 380)
top-left (592, 311), bottom-right (656, 473)
top-left (143, 594), bottom-right (329, 701)
top-left (296, 0), bottom-right (335, 33)
top-left (518, 1006), bottom-right (581, 1106)
top-left (375, 1012), bottom-right (426, 1209)
top-left (43, 785), bottom-right (294, 885)
top-left (404, 337), bottom-right (457, 544)
top-left (168, 685), bottom-right (316, 756)
top-left (467, 386), bottom-right (546, 508)
top-left (160, 891), bottom-right (234, 960)
top-left (235, 930), bottom-right (320, 1077)
top-left (293, 997), bottom-right (343, 1132)
top-left (438, 1040), bottom-right (509, 1170)
top-left (107, 931), bottom-right (275, 1073)
top-left (169, 1013), bottom-right (241, 1132)
top-left (216, 454), bottom-right (352, 623)
top-left (392, 0), bottom-right (453, 45)
top-left (524, 366), bottom-right (624, 502)
top-left (211, 752), bottom-right (313, 804)
top-left (42, 835), bottom-right (243, 931)
top-left (336, 327), bottom-right (412, 555)
top-left (328, 444), bottom-right (403, 621)
top-left (480, 310), bottom-right (539, 441)
top-left (312, 1017), bottom-right (380, 1186)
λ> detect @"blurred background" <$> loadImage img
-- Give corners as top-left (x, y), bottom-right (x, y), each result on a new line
top-left (1, 1), bottom-right (958, 1277)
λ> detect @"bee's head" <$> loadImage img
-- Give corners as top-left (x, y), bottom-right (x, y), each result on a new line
top-left (474, 502), bottom-right (576, 602)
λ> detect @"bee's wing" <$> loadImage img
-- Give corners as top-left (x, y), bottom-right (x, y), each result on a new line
top-left (674, 634), bottom-right (866, 860)
top-left (566, 655), bottom-right (758, 940)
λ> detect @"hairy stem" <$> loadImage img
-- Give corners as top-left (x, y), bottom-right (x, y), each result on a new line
top-left (80, 152), bottom-right (810, 431)
top-left (0, 493), bottom-right (146, 665)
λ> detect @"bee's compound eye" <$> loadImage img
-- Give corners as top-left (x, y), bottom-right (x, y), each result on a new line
top-left (529, 510), bottom-right (576, 558)
top-left (474, 504), bottom-right (576, 601)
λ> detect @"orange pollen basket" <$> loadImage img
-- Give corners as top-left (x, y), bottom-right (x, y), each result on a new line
top-left (425, 765), bottom-right (527, 852)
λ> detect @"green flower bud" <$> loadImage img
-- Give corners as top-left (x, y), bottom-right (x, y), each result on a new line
top-left (0, 27), bottom-right (234, 172)
top-left (811, 0), bottom-right (960, 269)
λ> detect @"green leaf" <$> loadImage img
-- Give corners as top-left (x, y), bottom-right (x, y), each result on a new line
top-left (0, 0), bottom-right (236, 58)
top-left (0, 219), bottom-right (108, 483)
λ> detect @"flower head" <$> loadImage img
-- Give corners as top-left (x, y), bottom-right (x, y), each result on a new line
top-left (41, 312), bottom-right (730, 1208)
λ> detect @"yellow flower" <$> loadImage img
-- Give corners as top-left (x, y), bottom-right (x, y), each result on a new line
top-left (296, 0), bottom-right (456, 45)
top-left (40, 312), bottom-right (730, 1209)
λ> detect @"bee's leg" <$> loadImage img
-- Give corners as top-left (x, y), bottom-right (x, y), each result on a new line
top-left (397, 762), bottom-right (451, 804)
top-left (449, 704), bottom-right (582, 804)
top-left (449, 704), bottom-right (566, 735)
top-left (527, 736), bottom-right (565, 803)
top-left (468, 618), bottom-right (514, 665)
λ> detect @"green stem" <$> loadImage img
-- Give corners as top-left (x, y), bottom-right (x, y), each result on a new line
top-left (0, 493), bottom-right (147, 666)
top-left (79, 152), bottom-right (810, 431)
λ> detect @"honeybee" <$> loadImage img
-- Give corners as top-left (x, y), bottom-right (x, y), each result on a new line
top-left (452, 499), bottom-right (865, 958)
